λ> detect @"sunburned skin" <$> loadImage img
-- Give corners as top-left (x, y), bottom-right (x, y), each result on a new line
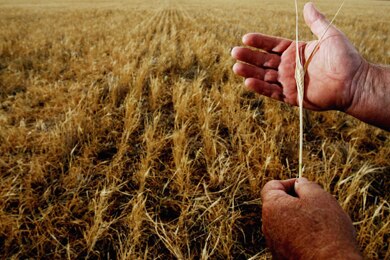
top-left (231, 1), bottom-right (390, 258)
top-left (261, 178), bottom-right (362, 259)
top-left (231, 2), bottom-right (390, 131)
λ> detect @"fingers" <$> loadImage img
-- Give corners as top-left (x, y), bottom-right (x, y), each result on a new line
top-left (303, 2), bottom-right (338, 39)
top-left (231, 47), bottom-right (281, 69)
top-left (262, 179), bottom-right (296, 195)
top-left (242, 33), bottom-right (292, 54)
top-left (231, 47), bottom-right (282, 97)
top-left (244, 78), bottom-right (285, 101)
top-left (233, 63), bottom-right (278, 83)
top-left (261, 179), bottom-right (297, 204)
top-left (262, 178), bottom-right (335, 203)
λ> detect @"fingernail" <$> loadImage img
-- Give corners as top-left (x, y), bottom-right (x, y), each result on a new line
top-left (244, 78), bottom-right (251, 87)
top-left (231, 47), bottom-right (238, 56)
top-left (305, 2), bottom-right (316, 9)
top-left (232, 63), bottom-right (239, 73)
top-left (296, 177), bottom-right (309, 184)
top-left (242, 34), bottom-right (248, 44)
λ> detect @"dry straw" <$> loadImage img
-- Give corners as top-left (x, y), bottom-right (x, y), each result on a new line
top-left (294, 0), bottom-right (345, 178)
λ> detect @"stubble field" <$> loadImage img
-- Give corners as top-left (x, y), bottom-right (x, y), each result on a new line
top-left (0, 0), bottom-right (389, 259)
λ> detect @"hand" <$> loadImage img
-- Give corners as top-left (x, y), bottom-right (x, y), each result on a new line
top-left (231, 2), bottom-right (366, 111)
top-left (261, 178), bottom-right (362, 259)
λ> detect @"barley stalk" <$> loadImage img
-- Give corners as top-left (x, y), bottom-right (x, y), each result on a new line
top-left (294, 0), bottom-right (344, 178)
top-left (295, 0), bottom-right (305, 178)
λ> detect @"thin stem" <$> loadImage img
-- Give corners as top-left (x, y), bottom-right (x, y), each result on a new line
top-left (299, 101), bottom-right (303, 178)
top-left (295, 0), bottom-right (304, 178)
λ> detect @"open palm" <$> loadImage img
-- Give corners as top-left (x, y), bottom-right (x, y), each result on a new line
top-left (231, 3), bottom-right (364, 112)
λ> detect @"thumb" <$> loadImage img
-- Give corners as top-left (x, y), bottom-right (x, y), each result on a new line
top-left (304, 2), bottom-right (335, 39)
top-left (294, 177), bottom-right (328, 199)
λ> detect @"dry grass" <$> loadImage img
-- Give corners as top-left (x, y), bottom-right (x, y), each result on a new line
top-left (0, 0), bottom-right (389, 259)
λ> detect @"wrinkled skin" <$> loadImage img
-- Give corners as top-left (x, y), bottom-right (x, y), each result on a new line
top-left (261, 178), bottom-right (362, 259)
top-left (232, 2), bottom-right (390, 131)
top-left (231, 2), bottom-right (364, 111)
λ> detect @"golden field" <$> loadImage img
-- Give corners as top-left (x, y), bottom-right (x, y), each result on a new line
top-left (0, 0), bottom-right (389, 258)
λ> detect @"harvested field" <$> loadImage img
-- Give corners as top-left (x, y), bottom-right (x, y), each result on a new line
top-left (0, 0), bottom-right (389, 258)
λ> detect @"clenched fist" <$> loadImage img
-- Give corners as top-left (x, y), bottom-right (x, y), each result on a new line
top-left (261, 178), bottom-right (362, 259)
